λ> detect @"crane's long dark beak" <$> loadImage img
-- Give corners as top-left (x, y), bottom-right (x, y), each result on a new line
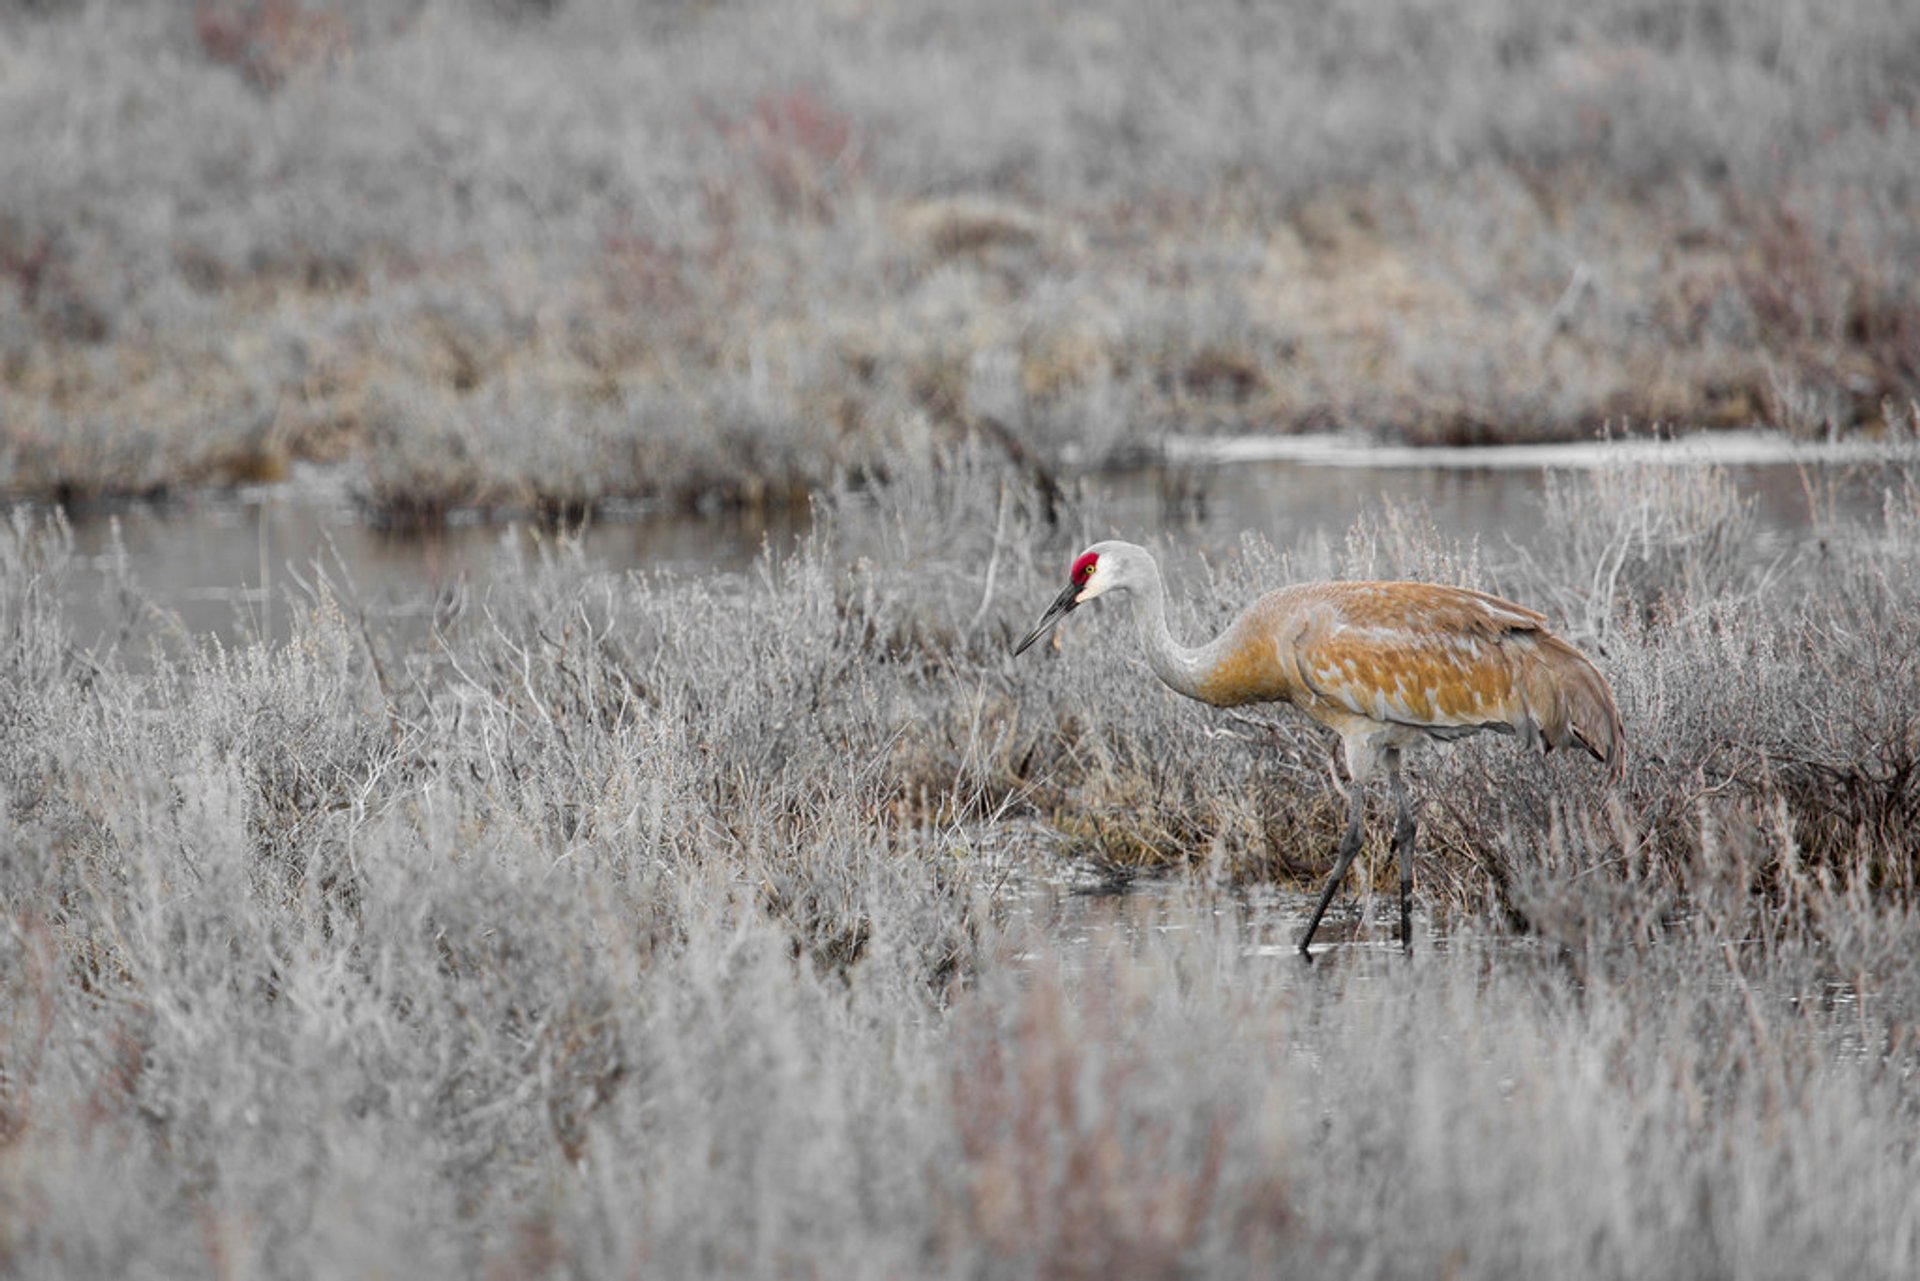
top-left (1013, 581), bottom-right (1079, 655)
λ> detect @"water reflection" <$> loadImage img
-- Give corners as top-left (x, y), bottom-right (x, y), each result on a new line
top-left (992, 845), bottom-right (1489, 978)
top-left (1097, 454), bottom-right (1884, 552)
top-left (45, 449), bottom-right (1901, 649)
top-left (57, 476), bottom-right (809, 647)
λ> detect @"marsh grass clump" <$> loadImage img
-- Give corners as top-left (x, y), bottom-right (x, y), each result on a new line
top-left (1340, 458), bottom-right (1920, 957)
top-left (6, 458), bottom-right (1920, 1274)
top-left (0, 500), bottom-right (991, 1270)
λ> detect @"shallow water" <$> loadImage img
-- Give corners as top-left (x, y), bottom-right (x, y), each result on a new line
top-left (1003, 868), bottom-right (1419, 966)
top-left (47, 433), bottom-right (1899, 649)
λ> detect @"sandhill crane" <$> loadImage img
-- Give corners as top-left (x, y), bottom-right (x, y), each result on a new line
top-left (1014, 540), bottom-right (1624, 955)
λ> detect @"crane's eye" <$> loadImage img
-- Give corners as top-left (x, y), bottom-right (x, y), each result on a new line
top-left (1070, 552), bottom-right (1098, 585)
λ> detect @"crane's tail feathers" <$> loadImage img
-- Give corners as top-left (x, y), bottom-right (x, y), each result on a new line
top-left (1528, 634), bottom-right (1626, 786)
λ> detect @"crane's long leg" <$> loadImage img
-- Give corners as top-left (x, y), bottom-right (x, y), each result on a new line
top-left (1298, 776), bottom-right (1369, 956)
top-left (1387, 748), bottom-right (1416, 952)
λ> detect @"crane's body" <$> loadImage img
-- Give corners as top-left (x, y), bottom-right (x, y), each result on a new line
top-left (1015, 540), bottom-right (1624, 954)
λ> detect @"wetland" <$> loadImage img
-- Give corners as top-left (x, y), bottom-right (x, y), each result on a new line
top-left (6, 0), bottom-right (1920, 1273)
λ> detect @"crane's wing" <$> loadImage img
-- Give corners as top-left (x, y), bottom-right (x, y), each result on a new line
top-left (1281, 582), bottom-right (1624, 783)
top-left (1289, 583), bottom-right (1543, 732)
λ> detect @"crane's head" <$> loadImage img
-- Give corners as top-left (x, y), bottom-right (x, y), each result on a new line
top-left (1012, 542), bottom-right (1127, 655)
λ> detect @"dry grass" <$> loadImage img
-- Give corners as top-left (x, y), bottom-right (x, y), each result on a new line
top-left (3, 454), bottom-right (1920, 1273)
top-left (2, 0), bottom-right (1918, 518)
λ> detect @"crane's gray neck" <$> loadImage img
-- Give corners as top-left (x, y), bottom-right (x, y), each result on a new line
top-left (1120, 556), bottom-right (1207, 702)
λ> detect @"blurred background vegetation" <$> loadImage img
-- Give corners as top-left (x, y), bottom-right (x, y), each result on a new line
top-left (3, 0), bottom-right (1917, 517)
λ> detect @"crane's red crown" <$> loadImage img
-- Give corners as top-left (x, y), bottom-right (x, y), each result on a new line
top-left (1070, 551), bottom-right (1099, 585)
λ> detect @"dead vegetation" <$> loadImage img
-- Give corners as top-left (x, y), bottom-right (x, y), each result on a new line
top-left (2, 0), bottom-right (1918, 519)
top-left (3, 454), bottom-right (1920, 1273)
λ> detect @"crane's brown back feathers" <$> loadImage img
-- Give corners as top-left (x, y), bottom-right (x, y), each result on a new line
top-left (1195, 581), bottom-right (1625, 782)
